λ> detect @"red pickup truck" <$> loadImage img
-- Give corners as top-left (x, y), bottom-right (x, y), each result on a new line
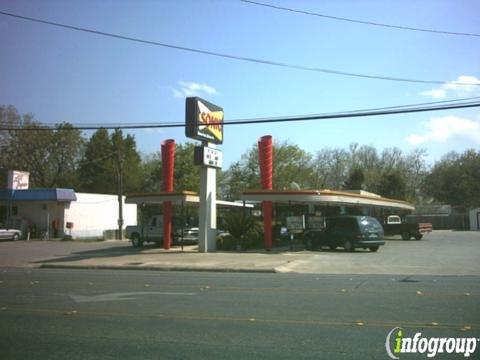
top-left (382, 215), bottom-right (432, 240)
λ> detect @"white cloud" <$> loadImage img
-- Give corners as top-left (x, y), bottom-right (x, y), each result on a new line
top-left (419, 88), bottom-right (447, 99)
top-left (406, 115), bottom-right (480, 145)
top-left (172, 81), bottom-right (219, 98)
top-left (419, 75), bottom-right (480, 99)
top-left (444, 75), bottom-right (480, 93)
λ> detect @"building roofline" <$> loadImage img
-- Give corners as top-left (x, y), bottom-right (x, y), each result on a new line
top-left (0, 188), bottom-right (77, 202)
top-left (241, 189), bottom-right (414, 211)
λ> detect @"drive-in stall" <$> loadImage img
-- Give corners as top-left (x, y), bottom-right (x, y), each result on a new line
top-left (241, 189), bottom-right (416, 248)
top-left (125, 191), bottom-right (253, 249)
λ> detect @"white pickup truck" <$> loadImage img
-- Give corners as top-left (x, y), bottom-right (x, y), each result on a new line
top-left (126, 216), bottom-right (199, 248)
top-left (126, 216), bottom-right (164, 248)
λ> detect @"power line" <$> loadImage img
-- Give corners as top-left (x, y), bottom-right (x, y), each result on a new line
top-left (241, 0), bottom-right (480, 38)
top-left (1, 101), bottom-right (479, 131)
top-left (34, 95), bottom-right (480, 127)
top-left (0, 10), bottom-right (478, 87)
top-left (224, 101), bottom-right (480, 126)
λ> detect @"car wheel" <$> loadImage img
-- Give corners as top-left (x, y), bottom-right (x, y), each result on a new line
top-left (414, 233), bottom-right (423, 240)
top-left (131, 234), bottom-right (143, 248)
top-left (344, 240), bottom-right (354, 252)
top-left (369, 246), bottom-right (379, 252)
top-left (12, 233), bottom-right (19, 241)
top-left (401, 232), bottom-right (411, 240)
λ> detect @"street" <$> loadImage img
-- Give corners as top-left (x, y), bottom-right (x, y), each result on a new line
top-left (0, 268), bottom-right (478, 359)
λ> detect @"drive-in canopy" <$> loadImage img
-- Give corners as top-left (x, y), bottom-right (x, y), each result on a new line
top-left (126, 191), bottom-right (253, 209)
top-left (240, 189), bottom-right (414, 212)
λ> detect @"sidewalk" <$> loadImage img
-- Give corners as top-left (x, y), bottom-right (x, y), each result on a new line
top-left (39, 244), bottom-right (312, 273)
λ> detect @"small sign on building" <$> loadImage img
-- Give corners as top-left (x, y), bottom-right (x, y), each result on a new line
top-left (308, 216), bottom-right (325, 230)
top-left (7, 170), bottom-right (30, 190)
top-left (286, 216), bottom-right (305, 232)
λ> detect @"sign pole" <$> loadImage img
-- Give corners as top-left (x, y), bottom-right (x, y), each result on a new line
top-left (198, 142), bottom-right (217, 252)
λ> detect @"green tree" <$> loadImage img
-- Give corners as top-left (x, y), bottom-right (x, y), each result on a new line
top-left (141, 142), bottom-right (201, 193)
top-left (312, 148), bottom-right (349, 189)
top-left (78, 129), bottom-right (142, 194)
top-left (78, 129), bottom-right (116, 193)
top-left (47, 123), bottom-right (85, 188)
top-left (402, 148), bottom-right (428, 203)
top-left (220, 160), bottom-right (256, 200)
top-left (0, 106), bottom-right (84, 188)
top-left (221, 140), bottom-right (314, 200)
top-left (349, 144), bottom-right (380, 192)
top-left (141, 152), bottom-right (162, 192)
top-left (424, 149), bottom-right (480, 206)
top-left (173, 143), bottom-right (201, 192)
top-left (343, 167), bottom-right (365, 190)
top-left (112, 129), bottom-right (143, 193)
top-left (0, 105), bottom-right (33, 148)
top-left (313, 143), bottom-right (426, 202)
top-left (273, 141), bottom-right (314, 190)
top-left (377, 170), bottom-right (407, 200)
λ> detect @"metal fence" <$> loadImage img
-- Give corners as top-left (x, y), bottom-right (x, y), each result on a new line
top-left (406, 215), bottom-right (470, 230)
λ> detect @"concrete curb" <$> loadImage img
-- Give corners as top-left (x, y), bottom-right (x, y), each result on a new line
top-left (39, 263), bottom-right (277, 274)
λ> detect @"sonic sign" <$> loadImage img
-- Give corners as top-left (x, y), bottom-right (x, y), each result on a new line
top-left (185, 97), bottom-right (223, 144)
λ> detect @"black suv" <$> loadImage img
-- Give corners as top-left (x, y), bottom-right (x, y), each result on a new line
top-left (304, 216), bottom-right (385, 252)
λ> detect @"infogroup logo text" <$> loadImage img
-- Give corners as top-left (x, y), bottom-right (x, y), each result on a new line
top-left (385, 327), bottom-right (478, 359)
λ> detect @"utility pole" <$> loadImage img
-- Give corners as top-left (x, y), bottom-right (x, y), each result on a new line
top-left (115, 131), bottom-right (124, 240)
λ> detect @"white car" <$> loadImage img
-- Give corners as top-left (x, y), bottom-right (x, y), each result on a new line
top-left (0, 228), bottom-right (22, 241)
top-left (181, 227), bottom-right (199, 243)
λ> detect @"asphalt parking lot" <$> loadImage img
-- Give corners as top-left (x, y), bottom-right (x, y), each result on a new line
top-left (278, 230), bottom-right (480, 275)
top-left (0, 230), bottom-right (479, 275)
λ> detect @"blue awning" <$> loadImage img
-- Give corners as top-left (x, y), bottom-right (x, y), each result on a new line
top-left (0, 188), bottom-right (77, 202)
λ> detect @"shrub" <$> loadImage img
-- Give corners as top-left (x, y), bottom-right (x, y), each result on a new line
top-left (221, 212), bottom-right (263, 250)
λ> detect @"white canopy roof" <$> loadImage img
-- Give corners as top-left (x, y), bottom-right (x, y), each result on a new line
top-left (241, 189), bottom-right (414, 211)
top-left (126, 191), bottom-right (253, 208)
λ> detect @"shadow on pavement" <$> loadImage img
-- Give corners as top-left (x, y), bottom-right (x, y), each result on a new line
top-left (34, 243), bottom-right (198, 265)
top-left (34, 240), bottom-right (378, 266)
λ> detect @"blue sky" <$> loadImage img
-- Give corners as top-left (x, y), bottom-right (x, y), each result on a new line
top-left (1, 0), bottom-right (479, 167)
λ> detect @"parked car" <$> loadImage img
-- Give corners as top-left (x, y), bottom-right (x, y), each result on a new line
top-left (0, 228), bottom-right (22, 241)
top-left (383, 215), bottom-right (432, 240)
top-left (304, 216), bottom-right (385, 252)
top-left (126, 216), bottom-right (199, 248)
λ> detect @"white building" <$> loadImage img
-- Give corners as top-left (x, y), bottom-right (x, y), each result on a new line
top-left (0, 188), bottom-right (137, 239)
top-left (65, 193), bottom-right (137, 239)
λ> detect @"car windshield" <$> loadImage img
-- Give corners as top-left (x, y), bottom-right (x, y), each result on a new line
top-left (358, 217), bottom-right (383, 232)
